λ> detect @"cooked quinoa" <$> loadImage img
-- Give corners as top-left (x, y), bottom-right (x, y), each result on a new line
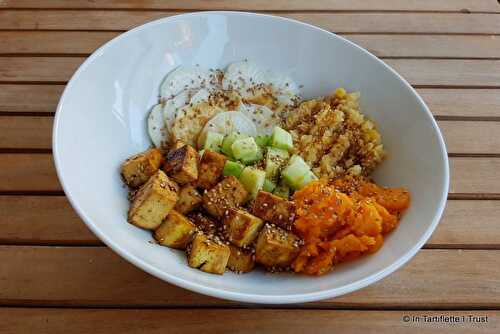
top-left (282, 88), bottom-right (385, 179)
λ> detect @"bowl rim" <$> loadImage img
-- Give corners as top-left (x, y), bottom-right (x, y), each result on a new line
top-left (53, 10), bottom-right (450, 304)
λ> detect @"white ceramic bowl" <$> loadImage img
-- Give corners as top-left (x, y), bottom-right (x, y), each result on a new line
top-left (53, 11), bottom-right (449, 304)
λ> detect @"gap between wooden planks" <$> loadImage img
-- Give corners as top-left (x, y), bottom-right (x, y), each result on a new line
top-left (1, 32), bottom-right (500, 59)
top-left (0, 154), bottom-right (498, 195)
top-left (1, 196), bottom-right (499, 248)
top-left (1, 85), bottom-right (499, 118)
top-left (1, 117), bottom-right (499, 154)
top-left (0, 247), bottom-right (498, 308)
top-left (0, 11), bottom-right (499, 34)
top-left (1, 57), bottom-right (499, 87)
top-left (1, 0), bottom-right (499, 12)
top-left (0, 309), bottom-right (498, 334)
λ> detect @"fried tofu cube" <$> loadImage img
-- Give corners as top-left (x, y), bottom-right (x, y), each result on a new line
top-left (224, 208), bottom-right (264, 247)
top-left (197, 149), bottom-right (226, 189)
top-left (127, 170), bottom-right (179, 230)
top-left (154, 210), bottom-right (196, 249)
top-left (252, 191), bottom-right (296, 229)
top-left (163, 144), bottom-right (199, 185)
top-left (187, 212), bottom-right (218, 235)
top-left (255, 224), bottom-right (301, 268)
top-left (202, 176), bottom-right (249, 218)
top-left (227, 245), bottom-right (255, 273)
top-left (121, 148), bottom-right (163, 188)
top-left (174, 184), bottom-right (202, 214)
top-left (187, 233), bottom-right (230, 275)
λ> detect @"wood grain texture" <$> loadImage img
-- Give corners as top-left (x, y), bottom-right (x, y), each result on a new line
top-left (2, 117), bottom-right (500, 155)
top-left (0, 196), bottom-right (97, 245)
top-left (1, 85), bottom-right (498, 117)
top-left (1, 0), bottom-right (499, 12)
top-left (0, 247), bottom-right (498, 308)
top-left (1, 196), bottom-right (499, 248)
top-left (1, 57), bottom-right (499, 87)
top-left (1, 308), bottom-right (498, 334)
top-left (0, 11), bottom-right (499, 34)
top-left (1, 155), bottom-right (498, 194)
top-left (0, 84), bottom-right (63, 113)
top-left (2, 32), bottom-right (500, 59)
top-left (0, 116), bottom-right (52, 149)
top-left (417, 88), bottom-right (500, 118)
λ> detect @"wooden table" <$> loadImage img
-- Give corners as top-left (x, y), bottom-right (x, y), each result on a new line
top-left (1, 1), bottom-right (500, 333)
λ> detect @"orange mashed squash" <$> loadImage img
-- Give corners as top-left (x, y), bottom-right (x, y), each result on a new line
top-left (292, 176), bottom-right (410, 275)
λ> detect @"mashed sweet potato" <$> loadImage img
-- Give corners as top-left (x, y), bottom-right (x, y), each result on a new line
top-left (291, 176), bottom-right (410, 275)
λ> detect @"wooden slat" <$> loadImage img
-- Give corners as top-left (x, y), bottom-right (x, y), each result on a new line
top-left (1, 0), bottom-right (499, 12)
top-left (0, 116), bottom-right (52, 149)
top-left (417, 88), bottom-right (500, 118)
top-left (0, 196), bottom-right (97, 245)
top-left (1, 155), bottom-right (498, 194)
top-left (2, 118), bottom-right (499, 155)
top-left (2, 31), bottom-right (500, 59)
top-left (1, 309), bottom-right (498, 334)
top-left (2, 196), bottom-right (499, 248)
top-left (1, 57), bottom-right (499, 87)
top-left (0, 247), bottom-right (498, 308)
top-left (0, 11), bottom-right (499, 34)
top-left (440, 121), bottom-right (500, 154)
top-left (0, 84), bottom-right (63, 113)
top-left (0, 154), bottom-right (61, 192)
top-left (428, 200), bottom-right (500, 247)
top-left (450, 157), bottom-right (500, 195)
top-left (1, 85), bottom-right (498, 118)
top-left (384, 59), bottom-right (500, 87)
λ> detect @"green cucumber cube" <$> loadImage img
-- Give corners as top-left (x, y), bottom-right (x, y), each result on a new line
top-left (265, 147), bottom-right (290, 180)
top-left (223, 160), bottom-right (245, 178)
top-left (270, 126), bottom-right (293, 151)
top-left (273, 183), bottom-right (290, 199)
top-left (203, 131), bottom-right (224, 152)
top-left (240, 146), bottom-right (263, 165)
top-left (221, 132), bottom-right (247, 157)
top-left (263, 179), bottom-right (276, 192)
top-left (231, 137), bottom-right (259, 161)
top-left (282, 155), bottom-right (314, 190)
top-left (239, 166), bottom-right (266, 198)
top-left (255, 135), bottom-right (271, 148)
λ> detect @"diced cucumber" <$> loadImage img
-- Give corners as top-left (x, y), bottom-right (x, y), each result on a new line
top-left (255, 135), bottom-right (271, 148)
top-left (265, 147), bottom-right (290, 180)
top-left (231, 137), bottom-right (260, 161)
top-left (270, 126), bottom-right (293, 151)
top-left (223, 160), bottom-right (245, 178)
top-left (273, 183), bottom-right (290, 199)
top-left (282, 155), bottom-right (314, 190)
top-left (295, 170), bottom-right (318, 190)
top-left (221, 132), bottom-right (247, 157)
top-left (240, 145), bottom-right (263, 165)
top-left (198, 149), bottom-right (205, 158)
top-left (263, 179), bottom-right (276, 192)
top-left (239, 166), bottom-right (266, 198)
top-left (203, 131), bottom-right (224, 152)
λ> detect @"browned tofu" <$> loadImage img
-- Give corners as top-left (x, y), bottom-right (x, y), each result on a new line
top-left (174, 184), bottom-right (202, 214)
top-left (197, 149), bottom-right (226, 189)
top-left (227, 245), bottom-right (255, 273)
top-left (223, 208), bottom-right (264, 248)
top-left (255, 224), bottom-right (301, 268)
top-left (187, 233), bottom-right (230, 275)
top-left (252, 191), bottom-right (296, 229)
top-left (128, 170), bottom-right (179, 230)
top-left (121, 148), bottom-right (163, 188)
top-left (154, 210), bottom-right (196, 249)
top-left (202, 176), bottom-right (248, 218)
top-left (187, 212), bottom-right (219, 235)
top-left (163, 144), bottom-right (199, 185)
